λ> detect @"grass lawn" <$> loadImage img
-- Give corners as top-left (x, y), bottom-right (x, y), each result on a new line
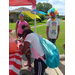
top-left (9, 20), bottom-right (47, 30)
top-left (9, 20), bottom-right (65, 54)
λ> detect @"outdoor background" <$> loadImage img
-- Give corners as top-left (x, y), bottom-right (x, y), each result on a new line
top-left (9, 0), bottom-right (65, 75)
top-left (9, 0), bottom-right (65, 55)
top-left (9, 19), bottom-right (65, 55)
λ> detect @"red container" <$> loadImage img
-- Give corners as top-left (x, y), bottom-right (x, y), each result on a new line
top-left (9, 37), bottom-right (18, 53)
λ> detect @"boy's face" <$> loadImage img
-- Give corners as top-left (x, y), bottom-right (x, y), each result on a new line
top-left (51, 12), bottom-right (55, 18)
top-left (19, 15), bottom-right (24, 21)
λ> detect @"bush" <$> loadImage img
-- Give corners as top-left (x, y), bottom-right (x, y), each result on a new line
top-left (37, 14), bottom-right (45, 22)
top-left (20, 12), bottom-right (45, 22)
top-left (62, 17), bottom-right (65, 20)
top-left (9, 18), bottom-right (13, 23)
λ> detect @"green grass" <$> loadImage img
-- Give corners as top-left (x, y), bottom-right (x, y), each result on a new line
top-left (56, 21), bottom-right (65, 54)
top-left (9, 20), bottom-right (65, 54)
top-left (9, 20), bottom-right (47, 30)
top-left (9, 23), bottom-right (16, 30)
top-left (54, 69), bottom-right (59, 75)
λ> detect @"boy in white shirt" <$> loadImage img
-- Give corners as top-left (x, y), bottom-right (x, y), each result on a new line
top-left (46, 8), bottom-right (61, 44)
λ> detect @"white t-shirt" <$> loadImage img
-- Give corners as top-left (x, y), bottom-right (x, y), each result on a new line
top-left (25, 33), bottom-right (45, 58)
top-left (46, 18), bottom-right (61, 39)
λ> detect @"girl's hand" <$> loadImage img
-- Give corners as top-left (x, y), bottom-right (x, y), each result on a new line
top-left (16, 34), bottom-right (18, 38)
top-left (27, 25), bottom-right (31, 29)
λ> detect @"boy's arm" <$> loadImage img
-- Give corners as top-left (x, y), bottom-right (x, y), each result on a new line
top-left (46, 26), bottom-right (49, 40)
top-left (57, 25), bottom-right (60, 39)
top-left (46, 19), bottom-right (50, 40)
top-left (56, 19), bottom-right (61, 39)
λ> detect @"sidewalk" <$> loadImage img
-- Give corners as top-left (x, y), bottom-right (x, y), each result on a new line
top-left (21, 54), bottom-right (65, 75)
top-left (31, 24), bottom-right (46, 28)
top-left (55, 60), bottom-right (65, 75)
top-left (55, 54), bottom-right (65, 75)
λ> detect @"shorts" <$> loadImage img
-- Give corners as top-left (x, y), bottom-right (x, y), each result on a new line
top-left (49, 39), bottom-right (56, 45)
top-left (34, 59), bottom-right (47, 75)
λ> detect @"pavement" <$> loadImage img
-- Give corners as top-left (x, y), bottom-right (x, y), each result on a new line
top-left (60, 54), bottom-right (65, 60)
top-left (20, 54), bottom-right (65, 75)
top-left (55, 60), bottom-right (65, 75)
top-left (31, 24), bottom-right (46, 28)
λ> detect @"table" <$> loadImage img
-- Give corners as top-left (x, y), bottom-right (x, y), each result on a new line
top-left (9, 50), bottom-right (22, 75)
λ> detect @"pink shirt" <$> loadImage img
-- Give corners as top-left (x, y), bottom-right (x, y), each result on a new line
top-left (16, 21), bottom-right (28, 34)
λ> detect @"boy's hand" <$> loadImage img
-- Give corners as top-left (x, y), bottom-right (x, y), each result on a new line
top-left (47, 37), bottom-right (49, 40)
top-left (56, 35), bottom-right (58, 39)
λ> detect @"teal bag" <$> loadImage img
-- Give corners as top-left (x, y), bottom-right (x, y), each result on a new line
top-left (34, 33), bottom-right (59, 68)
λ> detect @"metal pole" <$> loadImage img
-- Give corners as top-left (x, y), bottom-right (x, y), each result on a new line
top-left (34, 7), bottom-right (36, 33)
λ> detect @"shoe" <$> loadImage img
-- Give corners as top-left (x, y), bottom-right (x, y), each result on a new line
top-left (28, 66), bottom-right (32, 72)
top-left (24, 62), bottom-right (29, 66)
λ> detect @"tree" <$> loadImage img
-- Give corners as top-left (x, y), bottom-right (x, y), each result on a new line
top-left (36, 14), bottom-right (45, 22)
top-left (36, 2), bottom-right (52, 14)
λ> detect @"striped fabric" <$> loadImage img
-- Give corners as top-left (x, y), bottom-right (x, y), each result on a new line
top-left (38, 62), bottom-right (42, 75)
top-left (9, 50), bottom-right (22, 75)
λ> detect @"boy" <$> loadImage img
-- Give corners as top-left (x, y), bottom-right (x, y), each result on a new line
top-left (46, 8), bottom-right (61, 44)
